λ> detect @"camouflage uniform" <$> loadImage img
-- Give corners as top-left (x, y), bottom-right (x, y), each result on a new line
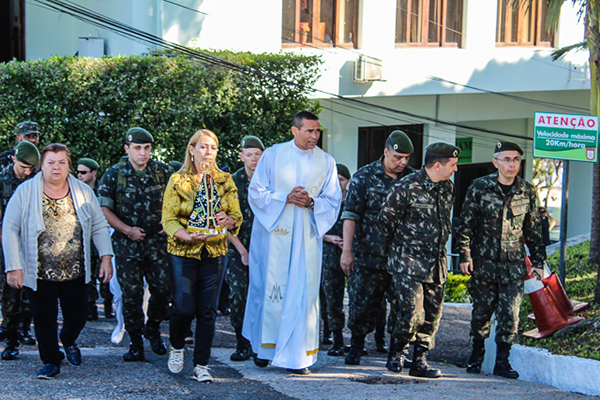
top-left (343, 157), bottom-right (415, 337)
top-left (457, 173), bottom-right (545, 345)
top-left (224, 168), bottom-right (253, 332)
top-left (380, 169), bottom-right (455, 349)
top-left (321, 204), bottom-right (345, 332)
top-left (0, 149), bottom-right (15, 170)
top-left (0, 165), bottom-right (31, 336)
top-left (97, 157), bottom-right (173, 334)
top-left (86, 183), bottom-right (113, 313)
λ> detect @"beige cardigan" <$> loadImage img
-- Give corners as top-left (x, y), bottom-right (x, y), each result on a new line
top-left (2, 173), bottom-right (114, 290)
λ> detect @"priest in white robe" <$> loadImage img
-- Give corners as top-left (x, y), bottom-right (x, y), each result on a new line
top-left (242, 111), bottom-right (342, 374)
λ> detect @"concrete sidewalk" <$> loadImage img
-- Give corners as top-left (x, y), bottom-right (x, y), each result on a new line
top-left (0, 341), bottom-right (594, 399)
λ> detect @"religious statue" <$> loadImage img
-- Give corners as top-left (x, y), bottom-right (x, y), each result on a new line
top-left (187, 160), bottom-right (227, 235)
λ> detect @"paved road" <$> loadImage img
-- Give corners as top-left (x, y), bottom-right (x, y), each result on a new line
top-left (0, 307), bottom-right (593, 400)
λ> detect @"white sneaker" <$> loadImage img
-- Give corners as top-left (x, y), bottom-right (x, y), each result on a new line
top-left (168, 346), bottom-right (184, 374)
top-left (192, 364), bottom-right (213, 382)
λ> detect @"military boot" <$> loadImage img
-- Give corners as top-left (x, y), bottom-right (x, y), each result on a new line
top-left (374, 326), bottom-right (387, 353)
top-left (493, 343), bottom-right (519, 379)
top-left (466, 339), bottom-right (485, 374)
top-left (386, 340), bottom-right (408, 373)
top-left (123, 331), bottom-right (145, 362)
top-left (322, 322), bottom-right (332, 345)
top-left (1, 331), bottom-right (20, 360)
top-left (327, 330), bottom-right (345, 357)
top-left (409, 345), bottom-right (442, 378)
top-left (87, 302), bottom-right (98, 321)
top-left (344, 334), bottom-right (365, 365)
top-left (144, 320), bottom-right (167, 355)
top-left (18, 311), bottom-right (36, 345)
top-left (231, 328), bottom-right (251, 361)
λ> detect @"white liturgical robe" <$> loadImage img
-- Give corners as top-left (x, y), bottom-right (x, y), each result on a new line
top-left (242, 139), bottom-right (342, 369)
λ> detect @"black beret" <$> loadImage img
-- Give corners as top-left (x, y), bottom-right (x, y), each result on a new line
top-left (15, 141), bottom-right (40, 166)
top-left (241, 135), bottom-right (265, 151)
top-left (336, 164), bottom-right (351, 180)
top-left (16, 121), bottom-right (40, 136)
top-left (426, 142), bottom-right (461, 158)
top-left (126, 127), bottom-right (154, 144)
top-left (494, 141), bottom-right (523, 155)
top-left (78, 158), bottom-right (99, 171)
top-left (388, 130), bottom-right (414, 154)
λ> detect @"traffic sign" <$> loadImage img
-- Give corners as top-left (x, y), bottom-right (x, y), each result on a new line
top-left (534, 112), bottom-right (599, 162)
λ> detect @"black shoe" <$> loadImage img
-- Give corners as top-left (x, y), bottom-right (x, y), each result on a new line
top-left (219, 307), bottom-right (231, 316)
top-left (327, 345), bottom-right (344, 356)
top-left (493, 343), bottom-right (519, 379)
top-left (327, 330), bottom-right (344, 356)
top-left (64, 345), bottom-right (82, 366)
top-left (19, 329), bottom-right (36, 346)
top-left (287, 368), bottom-right (310, 375)
top-left (322, 327), bottom-right (333, 345)
top-left (253, 356), bottom-right (269, 368)
top-left (409, 346), bottom-right (442, 379)
top-left (123, 346), bottom-right (145, 362)
top-left (144, 323), bottom-right (167, 355)
top-left (104, 302), bottom-right (115, 319)
top-left (37, 364), bottom-right (60, 379)
top-left (466, 340), bottom-right (485, 374)
top-left (386, 342), bottom-right (408, 374)
top-left (1, 345), bottom-right (19, 360)
top-left (230, 347), bottom-right (251, 362)
top-left (345, 349), bottom-right (362, 365)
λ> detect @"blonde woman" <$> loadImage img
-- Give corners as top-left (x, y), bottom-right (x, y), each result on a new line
top-left (162, 129), bottom-right (242, 382)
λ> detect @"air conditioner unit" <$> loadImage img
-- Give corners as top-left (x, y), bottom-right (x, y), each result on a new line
top-left (354, 54), bottom-right (383, 82)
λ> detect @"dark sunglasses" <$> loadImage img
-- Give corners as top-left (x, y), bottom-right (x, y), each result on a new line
top-left (77, 170), bottom-right (89, 175)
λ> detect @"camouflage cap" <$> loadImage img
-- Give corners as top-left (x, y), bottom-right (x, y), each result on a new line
top-left (15, 141), bottom-right (41, 166)
top-left (169, 161), bottom-right (183, 171)
top-left (78, 157), bottom-right (99, 171)
top-left (494, 141), bottom-right (523, 155)
top-left (388, 130), bottom-right (414, 154)
top-left (336, 163), bottom-right (351, 180)
top-left (241, 135), bottom-right (265, 151)
top-left (426, 142), bottom-right (461, 158)
top-left (16, 121), bottom-right (40, 136)
top-left (125, 127), bottom-right (153, 144)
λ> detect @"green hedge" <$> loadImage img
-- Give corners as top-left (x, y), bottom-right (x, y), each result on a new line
top-left (0, 51), bottom-right (322, 172)
top-left (444, 272), bottom-right (471, 303)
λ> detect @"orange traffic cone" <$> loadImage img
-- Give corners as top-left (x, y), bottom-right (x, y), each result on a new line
top-left (542, 273), bottom-right (574, 315)
top-left (523, 275), bottom-right (584, 339)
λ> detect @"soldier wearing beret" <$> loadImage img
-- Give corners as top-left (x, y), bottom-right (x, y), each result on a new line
top-left (341, 130), bottom-right (416, 366)
top-left (77, 158), bottom-right (114, 321)
top-left (0, 121), bottom-right (41, 169)
top-left (380, 142), bottom-right (460, 377)
top-left (97, 127), bottom-right (173, 361)
top-left (0, 141), bottom-right (41, 360)
top-left (457, 141), bottom-right (545, 379)
top-left (320, 163), bottom-right (351, 356)
top-left (225, 135), bottom-right (264, 361)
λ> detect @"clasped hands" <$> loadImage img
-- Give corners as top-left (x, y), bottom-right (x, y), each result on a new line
top-left (286, 186), bottom-right (312, 208)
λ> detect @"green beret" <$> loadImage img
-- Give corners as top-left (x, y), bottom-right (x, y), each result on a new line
top-left (336, 164), bottom-right (351, 180)
top-left (169, 161), bottom-right (183, 171)
top-left (426, 142), bottom-right (461, 158)
top-left (14, 141), bottom-right (40, 166)
top-left (16, 121), bottom-right (40, 136)
top-left (241, 135), bottom-right (265, 151)
top-left (388, 130), bottom-right (414, 154)
top-left (494, 141), bottom-right (523, 155)
top-left (78, 158), bottom-right (99, 171)
top-left (126, 127), bottom-right (153, 144)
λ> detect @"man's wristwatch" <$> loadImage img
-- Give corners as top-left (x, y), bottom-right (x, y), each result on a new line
top-left (307, 198), bottom-right (314, 210)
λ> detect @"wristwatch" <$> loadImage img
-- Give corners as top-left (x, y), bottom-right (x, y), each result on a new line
top-left (307, 198), bottom-right (314, 210)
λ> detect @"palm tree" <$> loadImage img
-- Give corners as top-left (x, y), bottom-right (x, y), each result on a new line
top-left (521, 0), bottom-right (600, 303)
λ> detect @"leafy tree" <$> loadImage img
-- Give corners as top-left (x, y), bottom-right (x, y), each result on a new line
top-left (0, 52), bottom-right (322, 172)
top-left (520, 0), bottom-right (600, 303)
top-left (532, 158), bottom-right (563, 208)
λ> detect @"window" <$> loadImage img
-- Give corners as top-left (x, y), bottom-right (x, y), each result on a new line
top-left (496, 0), bottom-right (553, 46)
top-left (282, 0), bottom-right (358, 48)
top-left (357, 125), bottom-right (423, 170)
top-left (395, 0), bottom-right (464, 47)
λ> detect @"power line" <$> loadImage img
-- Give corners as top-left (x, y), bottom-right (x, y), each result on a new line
top-left (162, 0), bottom-right (208, 16)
